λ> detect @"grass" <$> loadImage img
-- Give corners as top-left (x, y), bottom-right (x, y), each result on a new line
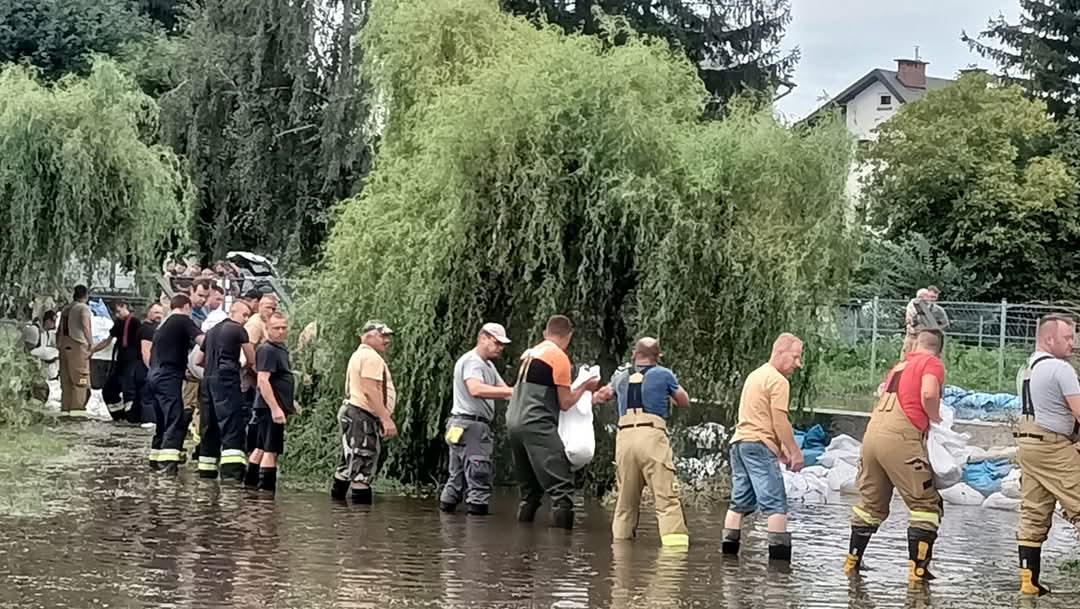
top-left (813, 337), bottom-right (1029, 411)
top-left (0, 428), bottom-right (69, 516)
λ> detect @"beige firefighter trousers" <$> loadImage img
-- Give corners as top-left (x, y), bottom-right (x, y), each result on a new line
top-left (613, 410), bottom-right (688, 546)
top-left (1016, 419), bottom-right (1080, 546)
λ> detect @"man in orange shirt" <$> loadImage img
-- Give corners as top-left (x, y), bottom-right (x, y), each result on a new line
top-left (844, 329), bottom-right (945, 584)
top-left (330, 320), bottom-right (398, 504)
top-left (506, 315), bottom-right (598, 529)
top-left (721, 333), bottom-right (804, 562)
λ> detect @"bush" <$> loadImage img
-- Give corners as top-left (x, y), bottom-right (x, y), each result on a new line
top-left (284, 0), bottom-right (857, 489)
top-left (0, 331), bottom-right (49, 428)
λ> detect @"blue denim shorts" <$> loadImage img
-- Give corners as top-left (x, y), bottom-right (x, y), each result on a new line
top-left (729, 441), bottom-right (788, 515)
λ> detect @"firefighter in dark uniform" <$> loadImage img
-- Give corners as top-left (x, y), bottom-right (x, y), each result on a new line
top-left (198, 301), bottom-right (255, 481)
top-left (145, 295), bottom-right (204, 474)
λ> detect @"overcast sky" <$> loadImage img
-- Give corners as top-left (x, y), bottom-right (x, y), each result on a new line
top-left (777, 0), bottom-right (1018, 120)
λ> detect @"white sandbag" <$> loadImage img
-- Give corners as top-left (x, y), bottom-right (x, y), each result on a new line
top-left (784, 470), bottom-right (831, 504)
top-left (939, 483), bottom-right (985, 506)
top-left (927, 405), bottom-right (971, 488)
top-left (983, 492), bottom-right (1021, 511)
top-left (558, 365), bottom-right (600, 470)
top-left (91, 316), bottom-right (114, 345)
top-left (800, 465), bottom-right (829, 479)
top-left (967, 445), bottom-right (1018, 463)
top-left (85, 389), bottom-right (112, 421)
top-left (817, 434), bottom-right (862, 468)
top-left (1001, 468), bottom-right (1022, 499)
top-left (826, 460), bottom-right (859, 494)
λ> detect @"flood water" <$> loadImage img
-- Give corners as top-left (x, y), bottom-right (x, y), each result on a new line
top-left (1, 421), bottom-right (1077, 609)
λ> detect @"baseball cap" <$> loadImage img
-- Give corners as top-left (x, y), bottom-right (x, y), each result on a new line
top-left (481, 322), bottom-right (511, 344)
top-left (243, 288), bottom-right (263, 301)
top-left (361, 320), bottom-right (394, 335)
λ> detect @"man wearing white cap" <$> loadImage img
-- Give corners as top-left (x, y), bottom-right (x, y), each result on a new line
top-left (439, 323), bottom-right (514, 516)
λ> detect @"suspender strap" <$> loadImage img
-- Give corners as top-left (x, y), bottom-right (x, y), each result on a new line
top-left (1021, 355), bottom-right (1054, 418)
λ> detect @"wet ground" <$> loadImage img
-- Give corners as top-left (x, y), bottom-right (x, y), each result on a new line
top-left (0, 421), bottom-right (1077, 609)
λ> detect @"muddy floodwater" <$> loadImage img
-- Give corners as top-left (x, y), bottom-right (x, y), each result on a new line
top-left (0, 421), bottom-right (1077, 609)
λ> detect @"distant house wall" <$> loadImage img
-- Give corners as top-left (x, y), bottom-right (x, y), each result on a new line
top-left (845, 81), bottom-right (898, 141)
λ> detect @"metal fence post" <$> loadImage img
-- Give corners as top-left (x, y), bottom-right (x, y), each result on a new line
top-left (870, 296), bottom-right (879, 383)
top-left (998, 298), bottom-right (1007, 390)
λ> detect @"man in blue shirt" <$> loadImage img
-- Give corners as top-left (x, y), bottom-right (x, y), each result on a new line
top-left (593, 337), bottom-right (691, 547)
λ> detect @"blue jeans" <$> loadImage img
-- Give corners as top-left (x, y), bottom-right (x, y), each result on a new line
top-left (729, 441), bottom-right (788, 515)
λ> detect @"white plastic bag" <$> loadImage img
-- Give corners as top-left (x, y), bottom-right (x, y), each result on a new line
top-left (927, 405), bottom-right (971, 488)
top-left (1000, 468), bottom-right (1022, 499)
top-left (558, 365), bottom-right (600, 471)
top-left (826, 460), bottom-right (859, 494)
top-left (817, 435), bottom-right (861, 468)
top-left (983, 492), bottom-right (1021, 511)
top-left (939, 483), bottom-right (984, 506)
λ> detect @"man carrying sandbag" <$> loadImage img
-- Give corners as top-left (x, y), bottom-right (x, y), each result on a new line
top-left (1014, 314), bottom-right (1080, 596)
top-left (506, 315), bottom-right (598, 530)
top-left (592, 337), bottom-right (690, 547)
top-left (438, 323), bottom-right (513, 516)
top-left (844, 329), bottom-right (944, 584)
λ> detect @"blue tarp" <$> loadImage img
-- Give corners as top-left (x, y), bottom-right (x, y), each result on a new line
top-left (89, 299), bottom-right (110, 318)
top-left (942, 385), bottom-right (1019, 422)
top-left (962, 458), bottom-right (1013, 496)
top-left (794, 424), bottom-right (829, 467)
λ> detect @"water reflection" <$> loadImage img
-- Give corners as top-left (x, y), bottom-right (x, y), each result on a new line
top-left (0, 421), bottom-right (1077, 609)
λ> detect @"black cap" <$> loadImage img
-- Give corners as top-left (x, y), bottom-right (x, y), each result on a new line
top-left (243, 288), bottom-right (263, 301)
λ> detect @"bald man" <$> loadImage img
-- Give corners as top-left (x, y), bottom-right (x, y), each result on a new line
top-left (1014, 315), bottom-right (1080, 595)
top-left (593, 337), bottom-right (691, 547)
top-left (198, 301), bottom-right (256, 481)
top-left (844, 329), bottom-right (945, 584)
top-left (722, 333), bottom-right (804, 562)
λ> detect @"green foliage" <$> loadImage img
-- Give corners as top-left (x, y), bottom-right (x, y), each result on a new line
top-left (851, 232), bottom-right (982, 301)
top-left (814, 337), bottom-right (1030, 409)
top-left (500, 0), bottom-right (799, 111)
top-left (285, 0), bottom-right (856, 486)
top-left (0, 59), bottom-right (191, 304)
top-left (158, 0), bottom-right (371, 268)
top-left (0, 0), bottom-right (154, 80)
top-left (965, 1), bottom-right (1080, 120)
top-left (862, 73), bottom-right (1080, 301)
top-left (0, 332), bottom-right (49, 428)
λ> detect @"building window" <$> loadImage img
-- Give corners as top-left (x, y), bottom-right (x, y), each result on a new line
top-left (879, 94), bottom-right (892, 107)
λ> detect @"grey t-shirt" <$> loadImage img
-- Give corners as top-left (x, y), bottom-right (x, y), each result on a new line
top-left (451, 349), bottom-right (506, 421)
top-left (1026, 351), bottom-right (1080, 439)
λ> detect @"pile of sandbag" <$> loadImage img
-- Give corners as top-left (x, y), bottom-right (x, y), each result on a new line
top-left (784, 405), bottom-right (1024, 511)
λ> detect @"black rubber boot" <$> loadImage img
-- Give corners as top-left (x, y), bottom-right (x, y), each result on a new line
top-left (721, 528), bottom-right (741, 556)
top-left (907, 528), bottom-right (937, 584)
top-left (1019, 544), bottom-right (1051, 596)
top-left (198, 468), bottom-right (219, 480)
top-left (243, 463), bottom-right (260, 488)
top-left (767, 532), bottom-right (792, 562)
top-left (844, 526), bottom-right (875, 575)
top-left (466, 503), bottom-right (489, 516)
top-left (158, 461), bottom-right (179, 476)
top-left (257, 468), bottom-right (277, 493)
top-left (219, 463), bottom-right (245, 483)
top-left (552, 507), bottom-right (574, 530)
top-left (351, 487), bottom-right (373, 505)
top-left (148, 460), bottom-right (160, 472)
top-left (516, 501), bottom-right (540, 523)
top-left (330, 478), bottom-right (349, 501)
top-left (439, 501), bottom-right (457, 513)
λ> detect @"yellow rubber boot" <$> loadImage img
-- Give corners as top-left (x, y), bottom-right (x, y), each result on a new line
top-left (1019, 544), bottom-right (1051, 596)
top-left (907, 528), bottom-right (936, 585)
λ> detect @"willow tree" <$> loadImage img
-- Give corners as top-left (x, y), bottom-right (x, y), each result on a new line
top-left (286, 0), bottom-right (855, 486)
top-left (158, 0), bottom-right (370, 268)
top-left (0, 59), bottom-right (190, 310)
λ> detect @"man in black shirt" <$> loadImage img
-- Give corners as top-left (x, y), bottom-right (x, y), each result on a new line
top-left (198, 301), bottom-right (255, 481)
top-left (92, 301), bottom-right (143, 421)
top-left (145, 295), bottom-right (205, 475)
top-left (246, 312), bottom-right (295, 493)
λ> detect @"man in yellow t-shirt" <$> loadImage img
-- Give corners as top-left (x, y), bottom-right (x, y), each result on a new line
top-left (721, 333), bottom-right (805, 563)
top-left (330, 320), bottom-right (399, 504)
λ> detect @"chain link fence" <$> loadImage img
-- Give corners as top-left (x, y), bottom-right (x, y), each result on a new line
top-left (821, 298), bottom-right (1080, 409)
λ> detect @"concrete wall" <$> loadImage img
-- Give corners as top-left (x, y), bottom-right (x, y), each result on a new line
top-left (808, 408), bottom-right (1015, 449)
